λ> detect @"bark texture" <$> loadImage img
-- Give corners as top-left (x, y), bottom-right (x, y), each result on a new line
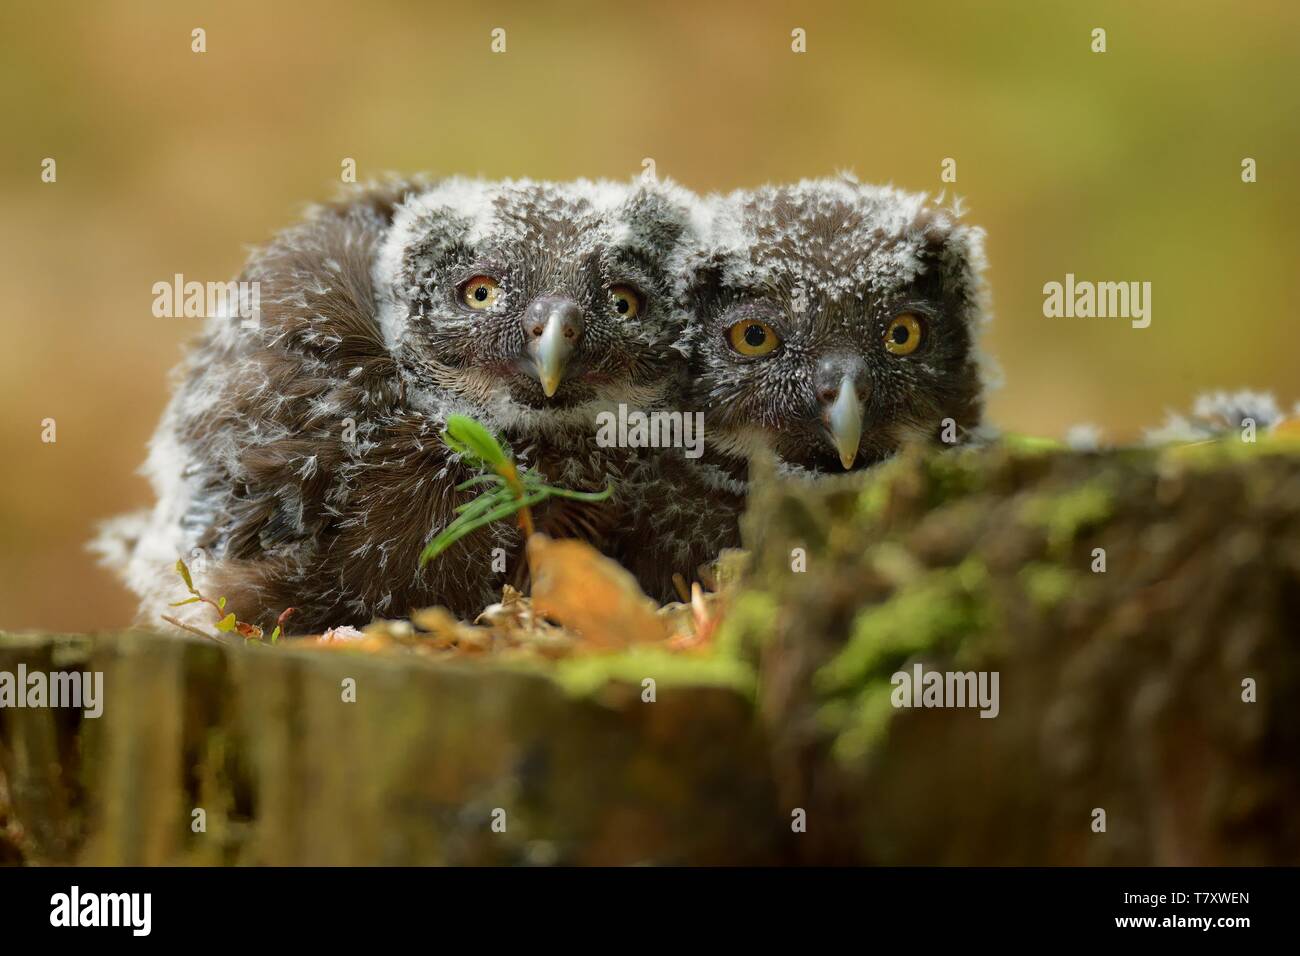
top-left (3, 441), bottom-right (1299, 864)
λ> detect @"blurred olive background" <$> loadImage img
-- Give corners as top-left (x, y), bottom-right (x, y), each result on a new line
top-left (1, 0), bottom-right (1297, 631)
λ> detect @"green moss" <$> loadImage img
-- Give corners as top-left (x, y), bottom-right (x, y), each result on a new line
top-left (825, 682), bottom-right (897, 763)
top-left (815, 558), bottom-right (991, 696)
top-left (549, 647), bottom-right (756, 700)
top-left (712, 590), bottom-right (778, 657)
top-left (1019, 562), bottom-right (1075, 609)
top-left (809, 556), bottom-right (995, 762)
top-left (1159, 432), bottom-right (1300, 469)
top-left (855, 453), bottom-right (915, 521)
top-left (857, 468), bottom-right (894, 521)
top-left (856, 448), bottom-right (987, 524)
top-left (921, 448), bottom-right (986, 506)
top-left (1256, 431), bottom-right (1300, 451)
top-left (1000, 433), bottom-right (1066, 455)
top-left (1019, 479), bottom-right (1115, 555)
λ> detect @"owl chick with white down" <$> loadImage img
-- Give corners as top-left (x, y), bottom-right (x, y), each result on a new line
top-left (619, 176), bottom-right (993, 599)
top-left (98, 176), bottom-right (700, 635)
top-left (687, 175), bottom-right (992, 476)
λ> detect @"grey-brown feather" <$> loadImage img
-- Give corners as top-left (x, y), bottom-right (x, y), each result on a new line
top-left (104, 177), bottom-right (704, 632)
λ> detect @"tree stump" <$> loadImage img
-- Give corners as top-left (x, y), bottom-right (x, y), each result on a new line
top-left (3, 440), bottom-right (1298, 864)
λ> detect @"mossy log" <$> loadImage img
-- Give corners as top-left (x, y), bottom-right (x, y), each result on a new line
top-left (0, 632), bottom-right (785, 865)
top-left (739, 440), bottom-right (1300, 864)
top-left (3, 440), bottom-right (1299, 865)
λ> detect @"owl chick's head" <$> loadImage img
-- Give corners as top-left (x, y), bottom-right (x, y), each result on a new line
top-left (682, 175), bottom-right (990, 474)
top-left (375, 177), bottom-right (697, 433)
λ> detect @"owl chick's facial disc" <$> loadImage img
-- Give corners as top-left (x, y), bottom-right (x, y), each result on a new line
top-left (375, 178), bottom-right (694, 432)
top-left (684, 176), bottom-right (990, 473)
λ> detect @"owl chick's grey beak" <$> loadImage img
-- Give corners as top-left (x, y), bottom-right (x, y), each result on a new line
top-left (825, 375), bottom-right (864, 469)
top-left (524, 295), bottom-right (584, 398)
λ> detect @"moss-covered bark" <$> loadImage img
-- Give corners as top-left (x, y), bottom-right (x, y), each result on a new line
top-left (1, 631), bottom-right (784, 865)
top-left (736, 440), bottom-right (1300, 863)
top-left (3, 440), bottom-right (1299, 864)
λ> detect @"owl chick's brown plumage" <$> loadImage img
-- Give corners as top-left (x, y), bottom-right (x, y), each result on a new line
top-left (99, 176), bottom-right (700, 634)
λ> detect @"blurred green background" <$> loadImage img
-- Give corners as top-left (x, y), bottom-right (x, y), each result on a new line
top-left (1, 0), bottom-right (1297, 631)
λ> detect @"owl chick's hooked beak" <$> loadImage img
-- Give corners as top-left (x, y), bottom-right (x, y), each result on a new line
top-left (825, 376), bottom-right (863, 469)
top-left (523, 295), bottom-right (584, 397)
top-left (816, 354), bottom-right (868, 469)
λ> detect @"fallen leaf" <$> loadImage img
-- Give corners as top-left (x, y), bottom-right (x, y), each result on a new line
top-left (527, 534), bottom-right (670, 648)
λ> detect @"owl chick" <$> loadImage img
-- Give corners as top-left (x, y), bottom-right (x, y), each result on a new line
top-left (684, 175), bottom-right (991, 477)
top-left (99, 176), bottom-right (698, 634)
top-left (615, 177), bottom-right (994, 599)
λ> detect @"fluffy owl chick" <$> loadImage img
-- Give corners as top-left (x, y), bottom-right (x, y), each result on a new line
top-left (376, 176), bottom-right (696, 483)
top-left (100, 177), bottom-right (698, 634)
top-left (684, 175), bottom-right (991, 477)
top-left (375, 177), bottom-right (699, 577)
top-left (611, 177), bottom-right (993, 600)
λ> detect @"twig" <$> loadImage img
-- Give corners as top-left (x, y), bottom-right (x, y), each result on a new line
top-left (161, 614), bottom-right (229, 645)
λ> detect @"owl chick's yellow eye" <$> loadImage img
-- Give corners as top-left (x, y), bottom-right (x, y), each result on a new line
top-left (461, 276), bottom-right (500, 310)
top-left (610, 284), bottom-right (642, 319)
top-left (727, 320), bottom-right (781, 357)
top-left (884, 313), bottom-right (925, 356)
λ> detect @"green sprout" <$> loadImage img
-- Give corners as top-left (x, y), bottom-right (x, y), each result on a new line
top-left (167, 558), bottom-right (294, 644)
top-left (419, 414), bottom-right (613, 567)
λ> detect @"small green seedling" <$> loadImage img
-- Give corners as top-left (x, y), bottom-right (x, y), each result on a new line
top-left (169, 559), bottom-right (295, 643)
top-left (419, 414), bottom-right (613, 567)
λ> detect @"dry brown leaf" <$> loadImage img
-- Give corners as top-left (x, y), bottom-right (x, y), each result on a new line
top-left (409, 606), bottom-right (485, 649)
top-left (256, 539), bottom-right (733, 660)
top-left (527, 533), bottom-right (671, 648)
